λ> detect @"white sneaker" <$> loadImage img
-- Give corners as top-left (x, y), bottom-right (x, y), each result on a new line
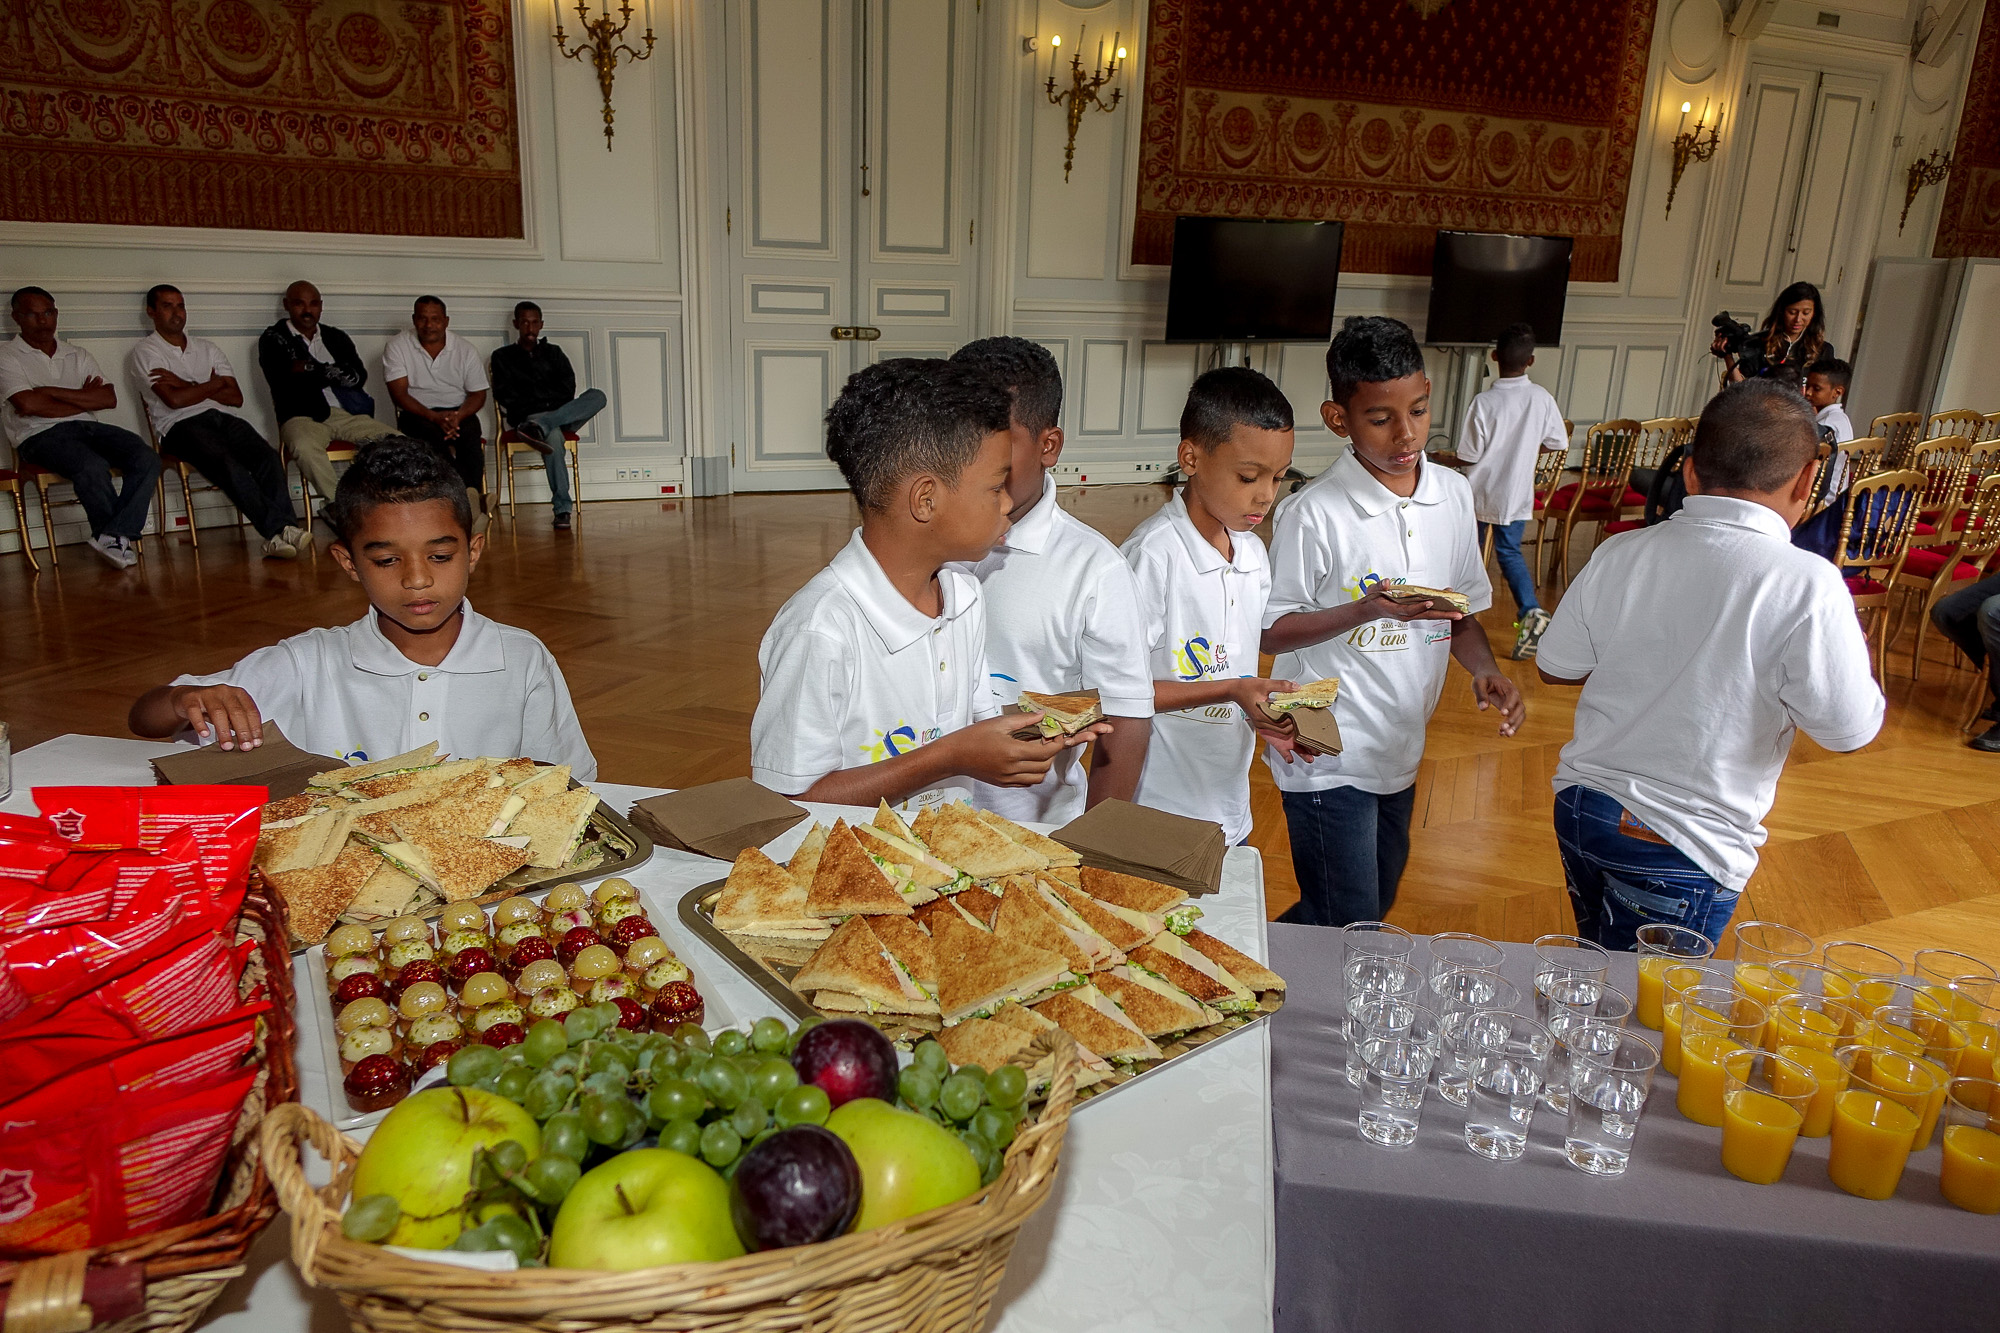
top-left (87, 533), bottom-right (133, 569)
top-left (262, 534), bottom-right (299, 560)
top-left (281, 524), bottom-right (309, 550)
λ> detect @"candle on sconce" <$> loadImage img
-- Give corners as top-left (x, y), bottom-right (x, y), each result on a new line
top-left (643, 0), bottom-right (653, 34)
top-left (1112, 31), bottom-right (1123, 65)
top-left (1679, 100), bottom-right (1690, 134)
top-left (1049, 32), bottom-right (1060, 79)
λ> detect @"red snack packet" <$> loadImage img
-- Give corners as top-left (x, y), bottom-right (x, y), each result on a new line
top-left (0, 879), bottom-right (241, 1031)
top-left (0, 1009), bottom-right (262, 1123)
top-left (6, 933), bottom-right (256, 1099)
top-left (0, 815), bottom-right (66, 886)
top-left (33, 786), bottom-right (264, 894)
top-left (0, 1067), bottom-right (258, 1256)
top-left (0, 829), bottom-right (211, 934)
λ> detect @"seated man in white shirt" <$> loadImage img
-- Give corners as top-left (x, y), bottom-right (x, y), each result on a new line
top-left (133, 284), bottom-right (306, 559)
top-left (383, 296), bottom-right (490, 532)
top-left (128, 435), bottom-right (596, 778)
top-left (1536, 380), bottom-right (1884, 951)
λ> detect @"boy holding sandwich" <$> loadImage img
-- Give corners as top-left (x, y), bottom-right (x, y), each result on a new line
top-left (948, 337), bottom-right (1154, 823)
top-left (129, 436), bottom-right (596, 777)
top-left (750, 358), bottom-right (1107, 809)
top-left (1262, 317), bottom-right (1523, 927)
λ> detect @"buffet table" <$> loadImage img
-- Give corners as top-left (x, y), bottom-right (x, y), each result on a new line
top-left (1268, 924), bottom-right (2000, 1333)
top-left (4, 736), bottom-right (1277, 1333)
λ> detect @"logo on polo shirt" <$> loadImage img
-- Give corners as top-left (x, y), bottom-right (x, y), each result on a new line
top-left (1172, 636), bottom-right (1227, 681)
top-left (861, 722), bottom-right (922, 763)
top-left (1345, 569), bottom-right (1396, 602)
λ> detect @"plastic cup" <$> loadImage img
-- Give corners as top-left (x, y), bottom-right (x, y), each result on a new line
top-left (1355, 1000), bottom-right (1441, 1149)
top-left (1532, 935), bottom-right (1610, 1027)
top-left (1660, 963), bottom-right (1729, 1077)
top-left (1463, 1014), bottom-right (1553, 1162)
top-left (1546, 1014), bottom-right (1623, 1116)
top-left (1677, 987), bottom-right (1767, 1127)
top-left (1729, 921), bottom-right (1813, 1010)
top-left (1828, 1047), bottom-right (1937, 1199)
top-left (1564, 1028), bottom-right (1661, 1177)
top-left (1442, 1004), bottom-right (1544, 1111)
top-left (1634, 924), bottom-right (1715, 1030)
top-left (1426, 932), bottom-right (1504, 991)
top-left (1863, 1008), bottom-right (1953, 1151)
top-left (1768, 993), bottom-right (1844, 1056)
top-left (1941, 1077), bottom-right (2000, 1214)
top-left (1913, 949), bottom-right (1997, 1023)
top-left (1431, 969), bottom-right (1522, 1107)
top-left (1958, 1009), bottom-right (2000, 1082)
top-left (1775, 1042), bottom-right (1847, 1137)
top-left (1720, 1048), bottom-right (1817, 1184)
top-left (1821, 941), bottom-right (1907, 1033)
top-left (1343, 955), bottom-right (1423, 1088)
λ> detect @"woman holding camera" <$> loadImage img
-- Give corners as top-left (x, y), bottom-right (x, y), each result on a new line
top-left (1713, 281), bottom-right (1832, 389)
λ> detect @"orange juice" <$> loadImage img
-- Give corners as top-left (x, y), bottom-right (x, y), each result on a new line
top-left (1637, 957), bottom-right (1672, 1030)
top-left (1856, 978), bottom-right (1905, 1012)
top-left (1863, 1015), bottom-right (1926, 1057)
top-left (1959, 1023), bottom-right (1999, 1082)
top-left (1772, 1004), bottom-right (1841, 1055)
top-left (1940, 1124), bottom-right (2000, 1214)
top-left (1722, 1088), bottom-right (1804, 1184)
top-left (1662, 1003), bottom-right (1685, 1075)
top-left (1775, 1045), bottom-right (1844, 1137)
top-left (1875, 1055), bottom-right (1950, 1151)
top-left (1734, 964), bottom-right (1786, 1010)
top-left (1678, 1031), bottom-right (1743, 1127)
top-left (1915, 985), bottom-right (1985, 1024)
top-left (1828, 1091), bottom-right (1920, 1199)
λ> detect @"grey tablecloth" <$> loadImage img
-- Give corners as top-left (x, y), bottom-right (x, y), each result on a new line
top-left (1269, 924), bottom-right (2000, 1332)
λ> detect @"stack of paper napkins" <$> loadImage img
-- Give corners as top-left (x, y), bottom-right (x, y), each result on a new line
top-left (1050, 799), bottom-right (1226, 896)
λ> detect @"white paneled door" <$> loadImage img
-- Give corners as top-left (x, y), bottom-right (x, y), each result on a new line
top-left (725, 0), bottom-right (983, 491)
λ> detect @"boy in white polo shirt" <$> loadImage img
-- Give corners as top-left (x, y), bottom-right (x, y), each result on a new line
top-left (949, 337), bottom-right (1154, 823)
top-left (751, 358), bottom-right (1104, 809)
top-left (1263, 317), bottom-right (1525, 927)
top-left (1448, 322), bottom-right (1568, 659)
top-left (1124, 367), bottom-right (1304, 844)
top-left (129, 436), bottom-right (597, 777)
top-left (1537, 381), bottom-right (1882, 951)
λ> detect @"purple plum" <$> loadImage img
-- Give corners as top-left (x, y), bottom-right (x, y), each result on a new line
top-left (729, 1125), bottom-right (863, 1250)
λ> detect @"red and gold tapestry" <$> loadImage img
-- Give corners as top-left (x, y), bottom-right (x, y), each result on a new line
top-left (1936, 1), bottom-right (2000, 258)
top-left (1133, 0), bottom-right (1659, 279)
top-left (0, 0), bottom-right (522, 238)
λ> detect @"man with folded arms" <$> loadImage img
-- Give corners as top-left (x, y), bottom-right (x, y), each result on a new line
top-left (384, 295), bottom-right (490, 533)
top-left (259, 281), bottom-right (395, 512)
top-left (133, 285), bottom-right (305, 559)
top-left (1, 286), bottom-right (159, 569)
top-left (488, 300), bottom-right (604, 531)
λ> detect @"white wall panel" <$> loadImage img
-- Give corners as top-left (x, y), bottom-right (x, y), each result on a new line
top-left (1725, 84), bottom-right (1804, 288)
top-left (1790, 91), bottom-right (1864, 290)
top-left (1566, 347), bottom-right (1618, 427)
top-left (877, 0), bottom-right (954, 255)
top-left (555, 55), bottom-right (664, 262)
top-left (1079, 340), bottom-right (1128, 434)
top-left (1138, 343), bottom-right (1198, 434)
top-left (611, 333), bottom-right (672, 441)
top-left (1618, 348), bottom-right (1671, 420)
top-left (751, 0), bottom-right (832, 250)
top-left (748, 346), bottom-right (835, 465)
top-left (1276, 345), bottom-right (1331, 433)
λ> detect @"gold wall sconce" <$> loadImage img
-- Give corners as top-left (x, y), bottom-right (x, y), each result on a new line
top-left (1901, 146), bottom-right (1952, 233)
top-left (1045, 28), bottom-right (1126, 182)
top-left (1665, 100), bottom-right (1722, 218)
top-left (555, 0), bottom-right (656, 149)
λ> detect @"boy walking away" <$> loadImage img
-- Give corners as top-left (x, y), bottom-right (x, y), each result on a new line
top-left (1123, 367), bottom-right (1304, 846)
top-left (751, 358), bottom-right (1107, 810)
top-left (130, 436), bottom-right (596, 775)
top-left (1449, 321), bottom-right (1568, 659)
top-left (489, 301), bottom-right (606, 531)
top-left (1537, 381), bottom-right (1883, 951)
top-left (949, 337), bottom-right (1154, 824)
top-left (1263, 317), bottom-right (1525, 928)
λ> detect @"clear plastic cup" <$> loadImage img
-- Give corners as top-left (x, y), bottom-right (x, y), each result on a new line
top-left (1564, 1028), bottom-right (1661, 1177)
top-left (1914, 950), bottom-right (1998, 1023)
top-left (1432, 970), bottom-right (1522, 1107)
top-left (1634, 924), bottom-right (1715, 1030)
top-left (1720, 1048), bottom-right (1818, 1185)
top-left (1356, 1001), bottom-right (1441, 1149)
top-left (1465, 1014), bottom-right (1554, 1162)
top-left (1545, 1012), bottom-right (1623, 1115)
top-left (1677, 987), bottom-right (1768, 1127)
top-left (1821, 941), bottom-right (1907, 1034)
top-left (1426, 932), bottom-right (1504, 992)
top-left (1343, 955), bottom-right (1424, 1088)
top-left (1660, 962), bottom-right (1730, 1076)
top-left (1532, 935), bottom-right (1610, 1026)
top-left (1728, 921), bottom-right (1814, 1011)
top-left (1828, 1047), bottom-right (1936, 1200)
top-left (1941, 1077), bottom-right (2000, 1214)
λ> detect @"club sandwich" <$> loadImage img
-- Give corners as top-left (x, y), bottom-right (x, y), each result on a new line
top-left (929, 912), bottom-right (1072, 1024)
top-left (973, 807), bottom-right (1082, 869)
top-left (1378, 584), bottom-right (1470, 613)
top-left (1041, 876), bottom-right (1152, 954)
top-left (1182, 929), bottom-right (1286, 994)
top-left (792, 917), bottom-right (939, 1020)
top-left (1092, 965), bottom-right (1223, 1037)
top-left (507, 787), bottom-right (599, 869)
top-left (712, 847), bottom-right (832, 943)
top-left (871, 800), bottom-right (917, 844)
top-left (991, 877), bottom-right (1096, 975)
top-left (1079, 866), bottom-right (1202, 935)
top-left (805, 820), bottom-right (914, 918)
top-left (851, 823), bottom-right (956, 902)
top-left (1012, 875), bottom-right (1125, 969)
top-left (986, 1000), bottom-right (1112, 1087)
top-left (1128, 934), bottom-right (1259, 1014)
top-left (392, 821), bottom-right (531, 901)
top-left (1032, 984), bottom-right (1162, 1064)
top-left (914, 895), bottom-right (988, 935)
top-left (787, 822), bottom-right (830, 886)
top-left (912, 802), bottom-right (1047, 880)
top-left (307, 743), bottom-right (440, 790)
top-left (271, 843), bottom-right (383, 946)
top-left (1014, 690), bottom-right (1103, 738)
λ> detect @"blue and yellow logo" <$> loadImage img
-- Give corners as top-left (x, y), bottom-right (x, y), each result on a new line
top-left (861, 722), bottom-right (921, 763)
top-left (1172, 636), bottom-right (1222, 681)
top-left (1344, 569), bottom-right (1399, 603)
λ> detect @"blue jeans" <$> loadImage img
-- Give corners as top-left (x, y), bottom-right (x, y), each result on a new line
top-left (524, 389), bottom-right (606, 515)
top-left (1278, 785), bottom-right (1417, 927)
top-left (1479, 520), bottom-right (1538, 616)
top-left (1552, 785), bottom-right (1738, 953)
top-left (19, 420), bottom-right (161, 539)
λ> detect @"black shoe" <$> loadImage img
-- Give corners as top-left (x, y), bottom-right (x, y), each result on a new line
top-left (518, 422), bottom-right (553, 456)
top-left (1971, 725), bottom-right (2000, 753)
top-left (1982, 700), bottom-right (2000, 724)
top-left (553, 512), bottom-right (572, 531)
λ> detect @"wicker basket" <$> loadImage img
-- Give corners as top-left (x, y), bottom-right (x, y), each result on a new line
top-left (258, 1034), bottom-right (1079, 1333)
top-left (0, 873), bottom-right (301, 1333)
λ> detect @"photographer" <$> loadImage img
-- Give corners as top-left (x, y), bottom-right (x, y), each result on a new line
top-left (1712, 282), bottom-right (1833, 390)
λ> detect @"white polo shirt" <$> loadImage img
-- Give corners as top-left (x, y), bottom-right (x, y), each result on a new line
top-left (383, 330), bottom-right (488, 411)
top-left (965, 473), bottom-right (1156, 824)
top-left (751, 529), bottom-right (997, 807)
top-left (1263, 452), bottom-right (1492, 795)
top-left (0, 337), bottom-right (102, 448)
top-left (131, 332), bottom-right (246, 437)
top-left (1121, 491), bottom-right (1270, 843)
top-left (1455, 375), bottom-right (1568, 525)
top-left (171, 601), bottom-right (597, 779)
top-left (1537, 495), bottom-right (1883, 890)
top-left (1815, 403), bottom-right (1853, 444)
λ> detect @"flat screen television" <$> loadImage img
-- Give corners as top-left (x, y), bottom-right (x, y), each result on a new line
top-left (1164, 218), bottom-right (1345, 343)
top-left (1425, 231), bottom-right (1573, 346)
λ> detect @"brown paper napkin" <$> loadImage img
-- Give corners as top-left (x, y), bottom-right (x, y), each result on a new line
top-left (629, 778), bottom-right (809, 861)
top-left (1050, 798), bottom-right (1227, 896)
top-left (149, 721), bottom-right (345, 800)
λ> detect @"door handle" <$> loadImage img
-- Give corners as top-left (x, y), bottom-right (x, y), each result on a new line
top-left (831, 326), bottom-right (882, 341)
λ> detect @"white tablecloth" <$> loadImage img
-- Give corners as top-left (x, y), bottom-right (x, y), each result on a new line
top-left (6, 737), bottom-right (1276, 1332)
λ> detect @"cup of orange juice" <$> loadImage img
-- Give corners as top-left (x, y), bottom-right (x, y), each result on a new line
top-left (1914, 950), bottom-right (1997, 1022)
top-left (1828, 1047), bottom-right (1936, 1199)
top-left (1720, 1048), bottom-right (1816, 1184)
top-left (1941, 1076), bottom-right (2000, 1214)
top-left (1678, 987), bottom-right (1766, 1128)
top-left (1661, 964), bottom-right (1727, 1077)
top-left (1775, 1042), bottom-right (1846, 1137)
top-left (1959, 1012), bottom-right (2000, 1082)
top-left (1769, 994), bottom-right (1843, 1055)
top-left (1635, 925), bottom-right (1715, 1031)
top-left (1727, 921), bottom-right (1812, 1009)
top-left (1822, 941), bottom-right (1906, 1035)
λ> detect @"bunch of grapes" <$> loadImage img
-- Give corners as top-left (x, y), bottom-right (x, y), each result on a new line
top-left (893, 1038), bottom-right (1030, 1185)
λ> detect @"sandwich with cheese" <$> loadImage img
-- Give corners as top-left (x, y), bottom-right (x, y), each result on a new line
top-left (1032, 984), bottom-right (1162, 1064)
top-left (390, 821), bottom-right (531, 901)
top-left (269, 842), bottom-right (383, 946)
top-left (912, 802), bottom-right (1048, 881)
top-left (713, 847), bottom-right (832, 943)
top-left (1041, 876), bottom-right (1152, 954)
top-left (1378, 584), bottom-right (1470, 614)
top-left (852, 823), bottom-right (958, 903)
top-left (805, 820), bottom-right (915, 918)
top-left (1182, 929), bottom-right (1286, 995)
top-left (508, 787), bottom-right (599, 869)
top-left (793, 917), bottom-right (939, 1023)
top-left (929, 912), bottom-right (1073, 1023)
top-left (973, 807), bottom-right (1082, 869)
top-left (1015, 690), bottom-right (1103, 738)
top-left (1092, 965), bottom-right (1222, 1037)
top-left (1128, 933), bottom-right (1260, 1014)
top-left (1265, 678), bottom-right (1341, 712)
top-left (1079, 866), bottom-right (1202, 936)
top-left (307, 743), bottom-right (441, 791)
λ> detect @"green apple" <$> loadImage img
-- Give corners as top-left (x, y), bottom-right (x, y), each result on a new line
top-left (548, 1149), bottom-right (746, 1269)
top-left (824, 1097), bottom-right (980, 1231)
top-left (350, 1087), bottom-right (539, 1248)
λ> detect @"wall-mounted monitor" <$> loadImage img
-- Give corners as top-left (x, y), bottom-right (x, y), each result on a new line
top-left (1164, 218), bottom-right (1345, 343)
top-left (1425, 231), bottom-right (1574, 346)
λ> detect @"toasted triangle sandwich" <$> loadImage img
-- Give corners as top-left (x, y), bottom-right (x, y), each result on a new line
top-left (508, 787), bottom-right (599, 869)
top-left (1379, 584), bottom-right (1469, 613)
top-left (992, 876), bottom-right (1095, 975)
top-left (1010, 875), bottom-right (1123, 970)
top-left (256, 807), bottom-right (354, 874)
top-left (986, 1000), bottom-right (1112, 1087)
top-left (930, 912), bottom-right (1071, 1024)
top-left (788, 822), bottom-right (830, 886)
top-left (271, 843), bottom-right (382, 946)
top-left (713, 847), bottom-right (831, 941)
top-left (393, 822), bottom-right (531, 901)
top-left (1015, 690), bottom-right (1104, 737)
top-left (1079, 866), bottom-right (1203, 935)
top-left (1128, 933), bottom-right (1259, 1013)
top-left (972, 807), bottom-right (1082, 869)
top-left (851, 823), bottom-right (953, 902)
top-left (1182, 929), bottom-right (1285, 993)
top-left (793, 917), bottom-right (939, 1018)
top-left (1032, 984), bottom-right (1162, 1064)
top-left (1093, 965), bottom-right (1223, 1037)
top-left (872, 800), bottom-right (916, 843)
top-left (308, 743), bottom-right (440, 790)
top-left (868, 913), bottom-right (939, 993)
top-left (912, 802), bottom-right (1047, 880)
top-left (1041, 876), bottom-right (1151, 954)
top-left (806, 820), bottom-right (914, 918)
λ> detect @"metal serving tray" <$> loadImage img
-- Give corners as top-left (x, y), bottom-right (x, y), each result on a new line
top-left (678, 879), bottom-right (1281, 1108)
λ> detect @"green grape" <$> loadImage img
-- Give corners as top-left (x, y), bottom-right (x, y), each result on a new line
top-left (473, 1074), bottom-right (502, 1096)
top-left (897, 1066), bottom-right (940, 1112)
top-left (541, 1112), bottom-right (589, 1163)
top-left (471, 1151), bottom-right (501, 1192)
top-left (581, 1070), bottom-right (627, 1101)
top-left (648, 1077), bottom-right (706, 1124)
top-left (911, 1039), bottom-right (950, 1078)
top-left (450, 1221), bottom-right (501, 1252)
top-left (698, 1120), bottom-right (742, 1168)
top-left (750, 1016), bottom-right (790, 1053)
top-left (786, 1015), bottom-right (825, 1054)
top-left (447, 1045), bottom-right (503, 1087)
top-left (969, 1135), bottom-right (1002, 1186)
top-left (939, 1073), bottom-right (984, 1123)
top-left (495, 1066), bottom-right (534, 1104)
top-left (523, 1072), bottom-right (573, 1122)
top-left (971, 1106), bottom-right (1014, 1150)
top-left (660, 1118), bottom-right (703, 1157)
top-left (340, 1193), bottom-right (401, 1243)
top-left (523, 1019), bottom-right (568, 1068)
top-left (713, 1028), bottom-right (748, 1057)
top-left (580, 1093), bottom-right (630, 1146)
top-left (489, 1139), bottom-right (530, 1177)
top-left (546, 1051), bottom-right (580, 1079)
top-left (585, 1044), bottom-right (635, 1078)
top-left (751, 1057), bottom-right (800, 1103)
top-left (774, 1084), bottom-right (831, 1128)
top-left (518, 1154), bottom-right (580, 1206)
top-left (676, 1022), bottom-right (710, 1051)
top-left (730, 1097), bottom-right (767, 1140)
top-left (502, 1047), bottom-right (529, 1067)
top-left (954, 1063), bottom-right (988, 1086)
top-left (985, 1064), bottom-right (1028, 1110)
top-left (697, 1059), bottom-right (748, 1111)
top-left (592, 1001), bottom-right (624, 1031)
top-left (485, 1213), bottom-right (538, 1264)
top-left (562, 1008), bottom-right (602, 1044)
top-left (681, 1048), bottom-right (711, 1078)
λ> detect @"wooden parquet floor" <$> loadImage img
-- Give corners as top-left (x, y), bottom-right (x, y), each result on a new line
top-left (3, 485), bottom-right (1995, 962)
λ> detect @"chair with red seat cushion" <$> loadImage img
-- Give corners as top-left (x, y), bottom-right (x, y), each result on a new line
top-left (1524, 434), bottom-right (1572, 586)
top-left (1836, 468), bottom-right (1927, 679)
top-left (1871, 412), bottom-right (1924, 469)
top-left (1551, 419), bottom-right (1642, 589)
top-left (1620, 417), bottom-right (1694, 520)
top-left (1905, 435), bottom-right (1973, 548)
top-left (1888, 472), bottom-right (2000, 680)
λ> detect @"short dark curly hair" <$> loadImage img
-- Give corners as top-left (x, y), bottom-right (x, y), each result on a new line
top-left (1180, 366), bottom-right (1293, 450)
top-left (824, 358), bottom-right (1014, 511)
top-left (1325, 316), bottom-right (1426, 405)
top-left (327, 436), bottom-right (472, 547)
top-left (949, 336), bottom-right (1063, 436)
top-left (1691, 380), bottom-right (1818, 494)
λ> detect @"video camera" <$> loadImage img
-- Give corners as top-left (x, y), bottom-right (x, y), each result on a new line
top-left (1710, 312), bottom-right (1758, 360)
